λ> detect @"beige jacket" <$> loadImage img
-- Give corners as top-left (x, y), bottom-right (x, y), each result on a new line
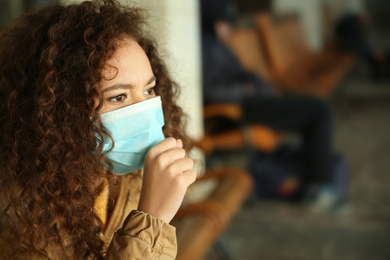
top-left (0, 173), bottom-right (177, 259)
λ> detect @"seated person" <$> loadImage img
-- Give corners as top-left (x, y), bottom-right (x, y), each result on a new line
top-left (201, 0), bottom-right (345, 210)
top-left (326, 0), bottom-right (390, 79)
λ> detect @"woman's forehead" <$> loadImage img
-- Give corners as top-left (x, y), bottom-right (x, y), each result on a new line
top-left (100, 37), bottom-right (154, 89)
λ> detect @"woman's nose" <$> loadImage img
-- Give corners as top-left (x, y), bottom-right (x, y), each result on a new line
top-left (131, 91), bottom-right (146, 105)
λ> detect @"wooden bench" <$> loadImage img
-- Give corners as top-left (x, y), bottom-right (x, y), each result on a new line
top-left (172, 165), bottom-right (253, 259)
top-left (256, 13), bottom-right (355, 98)
top-left (194, 103), bottom-right (282, 154)
top-left (226, 28), bottom-right (274, 85)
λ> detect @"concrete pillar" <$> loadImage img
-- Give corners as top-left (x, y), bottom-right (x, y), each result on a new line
top-left (133, 0), bottom-right (203, 140)
top-left (130, 0), bottom-right (205, 172)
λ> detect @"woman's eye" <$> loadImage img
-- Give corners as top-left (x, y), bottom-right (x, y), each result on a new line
top-left (108, 93), bottom-right (127, 102)
top-left (143, 88), bottom-right (155, 96)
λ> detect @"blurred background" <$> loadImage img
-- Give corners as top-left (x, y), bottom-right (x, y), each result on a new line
top-left (1, 0), bottom-right (390, 259)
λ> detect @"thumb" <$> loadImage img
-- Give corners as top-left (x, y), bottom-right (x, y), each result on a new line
top-left (176, 139), bottom-right (183, 148)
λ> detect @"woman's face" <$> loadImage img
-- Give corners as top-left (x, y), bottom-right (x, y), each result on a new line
top-left (98, 37), bottom-right (156, 114)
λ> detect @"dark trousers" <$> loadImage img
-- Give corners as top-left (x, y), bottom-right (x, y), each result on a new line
top-left (243, 95), bottom-right (333, 186)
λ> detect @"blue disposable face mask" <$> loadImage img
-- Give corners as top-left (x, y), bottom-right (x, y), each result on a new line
top-left (99, 96), bottom-right (165, 175)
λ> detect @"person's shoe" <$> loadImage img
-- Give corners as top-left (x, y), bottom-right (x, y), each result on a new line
top-left (309, 184), bottom-right (348, 214)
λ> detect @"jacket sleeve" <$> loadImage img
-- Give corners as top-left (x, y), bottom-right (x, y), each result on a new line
top-left (105, 210), bottom-right (177, 260)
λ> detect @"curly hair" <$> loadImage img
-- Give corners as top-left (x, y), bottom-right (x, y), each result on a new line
top-left (0, 0), bottom-right (188, 258)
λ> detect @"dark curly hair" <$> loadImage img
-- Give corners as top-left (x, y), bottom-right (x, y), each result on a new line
top-left (0, 0), bottom-right (188, 258)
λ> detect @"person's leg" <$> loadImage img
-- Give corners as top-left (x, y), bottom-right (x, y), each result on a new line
top-left (242, 95), bottom-right (333, 187)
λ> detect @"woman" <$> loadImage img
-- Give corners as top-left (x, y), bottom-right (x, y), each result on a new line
top-left (0, 0), bottom-right (196, 259)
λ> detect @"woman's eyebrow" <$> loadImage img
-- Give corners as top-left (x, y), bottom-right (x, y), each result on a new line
top-left (146, 76), bottom-right (157, 86)
top-left (102, 76), bottom-right (157, 93)
top-left (102, 84), bottom-right (133, 93)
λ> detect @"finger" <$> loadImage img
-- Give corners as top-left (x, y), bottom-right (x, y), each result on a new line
top-left (154, 137), bottom-right (177, 151)
top-left (165, 169), bottom-right (197, 199)
top-left (153, 148), bottom-right (186, 170)
top-left (176, 139), bottom-right (183, 148)
top-left (146, 137), bottom-right (177, 160)
top-left (178, 169), bottom-right (197, 187)
top-left (166, 157), bottom-right (194, 176)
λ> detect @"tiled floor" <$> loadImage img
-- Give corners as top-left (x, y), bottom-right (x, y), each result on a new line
top-left (205, 67), bottom-right (390, 260)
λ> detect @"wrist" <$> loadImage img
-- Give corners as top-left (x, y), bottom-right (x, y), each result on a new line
top-left (137, 204), bottom-right (171, 224)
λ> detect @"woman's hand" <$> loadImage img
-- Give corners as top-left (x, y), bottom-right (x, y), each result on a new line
top-left (138, 137), bottom-right (196, 223)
